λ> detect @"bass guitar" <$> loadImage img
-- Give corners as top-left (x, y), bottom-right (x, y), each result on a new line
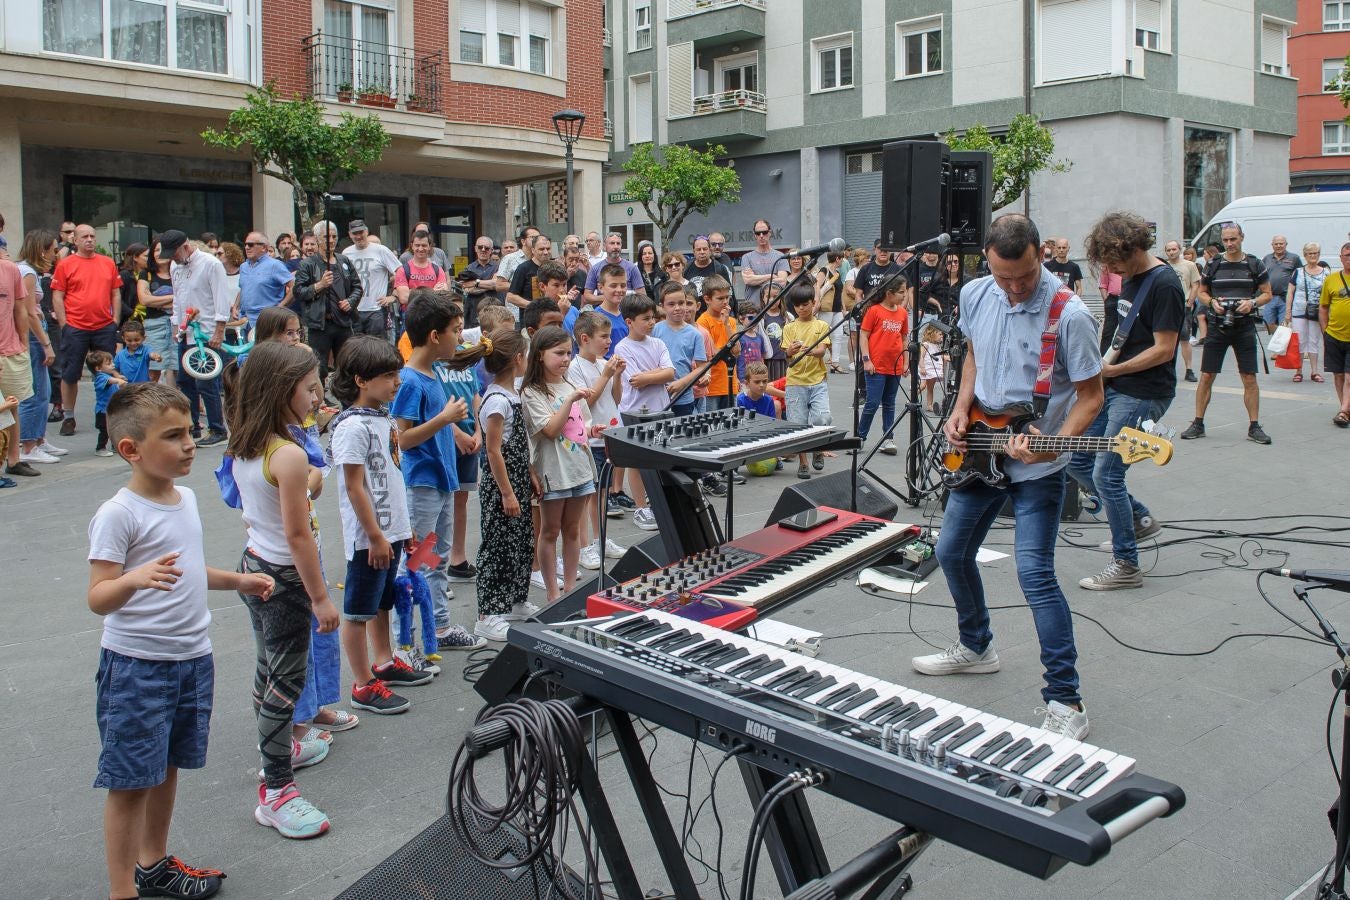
top-left (940, 403), bottom-right (1172, 490)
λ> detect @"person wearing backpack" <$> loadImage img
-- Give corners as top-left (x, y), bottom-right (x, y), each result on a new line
top-left (294, 220), bottom-right (363, 385)
top-left (1179, 222), bottom-right (1273, 444)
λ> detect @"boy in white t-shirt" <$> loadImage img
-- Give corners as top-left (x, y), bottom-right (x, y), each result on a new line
top-left (567, 311), bottom-right (627, 570)
top-left (612, 294), bottom-right (675, 531)
top-left (87, 383), bottom-right (273, 900)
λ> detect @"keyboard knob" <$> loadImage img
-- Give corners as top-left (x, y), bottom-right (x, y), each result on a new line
top-left (881, 723), bottom-right (896, 753)
top-left (915, 736), bottom-right (930, 763)
top-left (897, 729), bottom-right (913, 759)
top-left (932, 740), bottom-right (948, 768)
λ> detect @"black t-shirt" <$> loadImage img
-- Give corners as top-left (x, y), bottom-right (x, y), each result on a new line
top-left (685, 260), bottom-right (733, 302)
top-left (927, 276), bottom-right (967, 318)
top-left (1045, 259), bottom-right (1083, 291)
top-left (1108, 262), bottom-right (1186, 400)
top-left (853, 260), bottom-right (903, 301)
top-left (508, 259), bottom-right (545, 303)
top-left (1201, 254), bottom-right (1269, 328)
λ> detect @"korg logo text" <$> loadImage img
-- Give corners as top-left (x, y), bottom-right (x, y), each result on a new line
top-left (746, 719), bottom-right (777, 743)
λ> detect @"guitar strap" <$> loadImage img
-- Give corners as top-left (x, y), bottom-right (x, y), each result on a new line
top-left (1032, 286), bottom-right (1074, 418)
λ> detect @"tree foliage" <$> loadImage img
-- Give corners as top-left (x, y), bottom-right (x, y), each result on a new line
top-left (621, 143), bottom-right (741, 245)
top-left (944, 114), bottom-right (1071, 211)
top-left (202, 81), bottom-right (390, 229)
top-left (1335, 54), bottom-right (1350, 116)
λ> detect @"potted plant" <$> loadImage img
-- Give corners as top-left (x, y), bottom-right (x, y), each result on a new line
top-left (406, 93), bottom-right (434, 113)
top-left (336, 81), bottom-right (354, 103)
top-left (358, 82), bottom-right (394, 108)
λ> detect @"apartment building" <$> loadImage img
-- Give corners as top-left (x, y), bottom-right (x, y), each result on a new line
top-left (1, 0), bottom-right (607, 263)
top-left (1289, 0), bottom-right (1350, 191)
top-left (603, 0), bottom-right (1297, 256)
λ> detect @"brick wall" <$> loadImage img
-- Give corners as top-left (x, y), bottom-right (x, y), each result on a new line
top-left (261, 2), bottom-right (310, 98)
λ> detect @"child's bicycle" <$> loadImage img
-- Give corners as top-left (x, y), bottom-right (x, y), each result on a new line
top-left (179, 308), bottom-right (252, 380)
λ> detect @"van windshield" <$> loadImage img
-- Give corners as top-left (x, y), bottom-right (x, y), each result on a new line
top-left (1194, 222), bottom-right (1221, 250)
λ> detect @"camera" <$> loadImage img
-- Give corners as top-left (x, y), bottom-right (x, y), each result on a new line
top-left (1215, 298), bottom-right (1252, 330)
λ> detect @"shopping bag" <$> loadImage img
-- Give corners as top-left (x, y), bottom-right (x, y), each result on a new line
top-left (1273, 330), bottom-right (1301, 369)
top-left (1267, 324), bottom-right (1292, 355)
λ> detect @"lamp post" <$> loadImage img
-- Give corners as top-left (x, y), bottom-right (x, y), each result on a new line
top-left (552, 108), bottom-right (586, 236)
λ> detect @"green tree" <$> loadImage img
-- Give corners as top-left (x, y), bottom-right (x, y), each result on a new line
top-left (202, 81), bottom-right (390, 229)
top-left (1333, 53), bottom-right (1350, 112)
top-left (621, 142), bottom-right (741, 246)
top-left (944, 114), bottom-right (1071, 212)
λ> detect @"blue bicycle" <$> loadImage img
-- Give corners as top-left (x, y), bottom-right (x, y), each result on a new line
top-left (179, 308), bottom-right (252, 380)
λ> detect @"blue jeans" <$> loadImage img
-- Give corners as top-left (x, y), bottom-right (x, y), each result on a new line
top-left (178, 340), bottom-right (224, 433)
top-left (1066, 388), bottom-right (1169, 566)
top-left (936, 471), bottom-right (1081, 705)
top-left (858, 372), bottom-right (903, 439)
top-left (19, 332), bottom-right (50, 443)
top-left (402, 486), bottom-right (453, 630)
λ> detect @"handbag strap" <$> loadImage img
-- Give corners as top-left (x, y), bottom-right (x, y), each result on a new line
top-left (1032, 285), bottom-right (1074, 418)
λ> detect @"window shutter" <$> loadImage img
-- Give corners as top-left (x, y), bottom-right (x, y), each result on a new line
top-left (1261, 19), bottom-right (1285, 70)
top-left (529, 2), bottom-right (551, 38)
top-left (497, 0), bottom-right (521, 35)
top-left (462, 0), bottom-right (487, 32)
top-left (1040, 0), bottom-right (1113, 83)
top-left (633, 76), bottom-right (653, 143)
top-left (668, 40), bottom-right (694, 117)
top-left (1134, 0), bottom-right (1161, 32)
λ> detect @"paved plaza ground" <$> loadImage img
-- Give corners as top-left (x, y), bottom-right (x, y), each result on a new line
top-left (4, 364), bottom-right (1349, 899)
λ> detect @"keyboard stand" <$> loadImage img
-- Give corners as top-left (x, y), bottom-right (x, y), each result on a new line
top-left (740, 759), bottom-right (831, 891)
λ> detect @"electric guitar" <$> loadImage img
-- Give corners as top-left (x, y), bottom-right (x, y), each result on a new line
top-left (940, 402), bottom-right (1173, 490)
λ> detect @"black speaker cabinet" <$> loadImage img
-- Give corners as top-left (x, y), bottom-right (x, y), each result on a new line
top-left (766, 470), bottom-right (900, 527)
top-left (337, 814), bottom-right (585, 899)
top-left (880, 140), bottom-right (948, 251)
top-left (947, 150), bottom-right (993, 249)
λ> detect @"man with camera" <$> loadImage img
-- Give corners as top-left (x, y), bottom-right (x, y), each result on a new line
top-left (1179, 223), bottom-right (1272, 444)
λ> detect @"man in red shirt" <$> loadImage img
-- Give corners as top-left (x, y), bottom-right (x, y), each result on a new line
top-left (52, 224), bottom-right (119, 436)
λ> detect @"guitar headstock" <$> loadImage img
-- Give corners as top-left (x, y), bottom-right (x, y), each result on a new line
top-left (1112, 427), bottom-right (1173, 465)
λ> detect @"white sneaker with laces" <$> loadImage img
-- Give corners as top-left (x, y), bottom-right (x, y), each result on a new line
top-left (1078, 559), bottom-right (1142, 591)
top-left (506, 600), bottom-right (541, 621)
top-left (633, 507), bottom-right (658, 531)
top-left (1039, 700), bottom-right (1090, 740)
top-left (38, 440), bottom-right (68, 456)
top-left (604, 538), bottom-right (628, 559)
top-left (19, 447), bottom-right (60, 464)
top-left (580, 542), bottom-right (603, 570)
top-left (475, 614), bottom-right (511, 642)
top-left (530, 570), bottom-right (562, 592)
top-left (912, 642), bottom-right (1000, 676)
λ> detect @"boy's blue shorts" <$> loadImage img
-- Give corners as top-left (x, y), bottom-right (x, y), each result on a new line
top-left (344, 541), bottom-right (406, 621)
top-left (94, 648), bottom-right (214, 790)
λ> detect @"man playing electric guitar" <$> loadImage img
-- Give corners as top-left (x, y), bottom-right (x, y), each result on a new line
top-left (914, 215), bottom-right (1104, 740)
top-left (1069, 212), bottom-right (1185, 591)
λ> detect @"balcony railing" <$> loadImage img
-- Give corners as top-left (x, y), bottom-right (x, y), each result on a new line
top-left (667, 0), bottom-right (766, 20)
top-left (690, 88), bottom-right (765, 115)
top-left (603, 117), bottom-right (614, 138)
top-left (303, 32), bottom-right (442, 115)
top-left (603, 27), bottom-right (612, 47)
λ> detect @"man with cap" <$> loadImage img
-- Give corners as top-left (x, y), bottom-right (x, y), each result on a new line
top-left (342, 219), bottom-right (400, 339)
top-left (164, 229), bottom-right (232, 445)
top-left (238, 230), bottom-right (294, 333)
top-left (294, 220), bottom-right (361, 383)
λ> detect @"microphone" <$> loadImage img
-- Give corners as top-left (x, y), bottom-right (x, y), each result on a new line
top-left (1264, 568), bottom-right (1350, 594)
top-left (793, 237), bottom-right (848, 258)
top-left (902, 233), bottom-right (951, 254)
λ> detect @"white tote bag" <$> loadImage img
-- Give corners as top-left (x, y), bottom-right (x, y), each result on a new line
top-left (1267, 324), bottom-right (1292, 355)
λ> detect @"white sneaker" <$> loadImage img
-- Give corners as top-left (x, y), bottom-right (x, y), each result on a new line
top-left (530, 570), bottom-right (562, 592)
top-left (1039, 700), bottom-right (1090, 740)
top-left (580, 542), bottom-right (603, 570)
top-left (912, 642), bottom-right (1000, 676)
top-left (475, 614), bottom-right (511, 642)
top-left (94, 449), bottom-right (115, 457)
top-left (19, 447), bottom-right (60, 464)
top-left (505, 600), bottom-right (541, 622)
top-left (1078, 559), bottom-right (1142, 591)
top-left (879, 439), bottom-right (898, 456)
top-left (604, 538), bottom-right (628, 559)
top-left (38, 440), bottom-right (68, 456)
top-left (556, 555), bottom-right (567, 578)
top-left (633, 507), bottom-right (658, 531)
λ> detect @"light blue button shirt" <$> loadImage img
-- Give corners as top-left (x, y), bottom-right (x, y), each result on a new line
top-left (957, 267), bottom-right (1102, 482)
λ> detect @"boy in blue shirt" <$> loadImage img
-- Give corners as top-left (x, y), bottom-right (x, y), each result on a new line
top-left (391, 292), bottom-right (484, 652)
top-left (114, 320), bottom-right (160, 384)
top-left (736, 362), bottom-right (776, 418)
top-left (88, 350), bottom-right (127, 456)
top-left (653, 281), bottom-right (706, 417)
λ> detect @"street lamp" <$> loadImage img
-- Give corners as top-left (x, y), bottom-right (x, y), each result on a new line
top-left (552, 108), bottom-right (586, 236)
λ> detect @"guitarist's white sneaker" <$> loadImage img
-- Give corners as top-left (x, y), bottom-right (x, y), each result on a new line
top-left (912, 642), bottom-right (1000, 676)
top-left (1079, 559), bottom-right (1143, 590)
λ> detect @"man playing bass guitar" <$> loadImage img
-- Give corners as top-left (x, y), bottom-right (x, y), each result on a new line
top-left (913, 215), bottom-right (1104, 740)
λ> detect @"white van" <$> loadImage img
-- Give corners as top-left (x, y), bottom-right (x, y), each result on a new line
top-left (1190, 193), bottom-right (1349, 270)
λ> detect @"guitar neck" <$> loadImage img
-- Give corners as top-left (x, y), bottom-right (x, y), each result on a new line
top-left (989, 434), bottom-right (1118, 454)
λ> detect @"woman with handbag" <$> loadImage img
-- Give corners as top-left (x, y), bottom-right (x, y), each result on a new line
top-left (1284, 241), bottom-right (1327, 383)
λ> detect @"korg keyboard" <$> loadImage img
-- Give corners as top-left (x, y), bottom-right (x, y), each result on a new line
top-left (604, 407), bottom-right (846, 473)
top-left (508, 611), bottom-right (1185, 879)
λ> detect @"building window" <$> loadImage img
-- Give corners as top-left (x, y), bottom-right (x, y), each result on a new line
top-left (42, 0), bottom-right (236, 75)
top-left (632, 0), bottom-right (651, 51)
top-left (896, 16), bottom-right (942, 79)
top-left (1183, 126), bottom-right (1231, 240)
top-left (812, 33), bottom-right (853, 92)
top-left (1260, 17), bottom-right (1289, 75)
top-left (459, 0), bottom-right (554, 74)
top-left (323, 1), bottom-right (393, 95)
top-left (1326, 58), bottom-right (1349, 92)
top-left (1326, 122), bottom-right (1350, 155)
top-left (630, 73), bottom-right (652, 143)
top-left (1134, 0), bottom-right (1161, 50)
top-left (1327, 2), bottom-right (1350, 31)
top-left (68, 176), bottom-right (253, 254)
top-left (715, 51), bottom-right (758, 94)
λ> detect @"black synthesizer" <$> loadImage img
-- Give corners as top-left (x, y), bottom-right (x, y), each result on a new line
top-left (603, 407), bottom-right (846, 473)
top-left (509, 610), bottom-right (1185, 879)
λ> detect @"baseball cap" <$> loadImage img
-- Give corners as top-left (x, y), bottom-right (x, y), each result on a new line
top-left (158, 230), bottom-right (188, 258)
top-left (347, 219), bottom-right (368, 233)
